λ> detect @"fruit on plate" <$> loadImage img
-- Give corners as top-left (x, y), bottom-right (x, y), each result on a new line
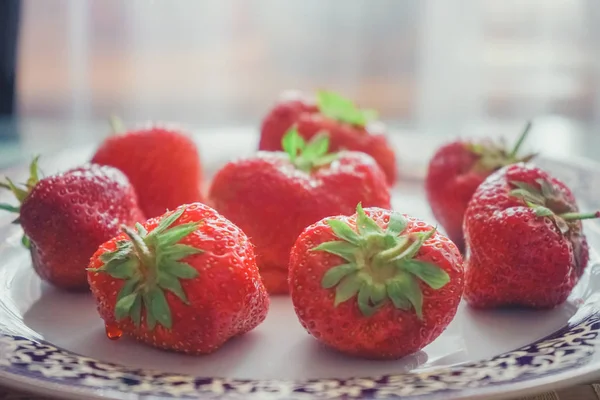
top-left (91, 119), bottom-right (204, 218)
top-left (463, 163), bottom-right (600, 309)
top-left (0, 160), bottom-right (144, 290)
top-left (259, 90), bottom-right (397, 185)
top-left (425, 122), bottom-right (535, 252)
top-left (289, 204), bottom-right (463, 359)
top-left (87, 203), bottom-right (269, 354)
top-left (209, 128), bottom-right (391, 294)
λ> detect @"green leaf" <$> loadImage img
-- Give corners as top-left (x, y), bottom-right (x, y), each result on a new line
top-left (0, 203), bottom-right (19, 213)
top-left (312, 240), bottom-right (357, 262)
top-left (21, 235), bottom-right (31, 249)
top-left (399, 275), bottom-right (423, 319)
top-left (311, 153), bottom-right (339, 167)
top-left (115, 292), bottom-right (138, 321)
top-left (537, 179), bottom-right (556, 198)
top-left (135, 223), bottom-right (147, 237)
top-left (510, 189), bottom-right (544, 205)
top-left (142, 293), bottom-right (156, 330)
top-left (316, 90), bottom-right (377, 126)
top-left (370, 283), bottom-right (387, 304)
top-left (281, 126), bottom-right (305, 161)
top-left (334, 274), bottom-right (363, 306)
top-left (5, 178), bottom-right (29, 203)
top-left (158, 271), bottom-right (189, 304)
top-left (303, 132), bottom-right (330, 159)
top-left (160, 244), bottom-right (203, 261)
top-left (148, 287), bottom-right (172, 329)
top-left (386, 280), bottom-right (411, 310)
top-left (327, 219), bottom-right (360, 245)
top-left (355, 203), bottom-right (382, 236)
top-left (321, 263), bottom-right (358, 289)
top-left (130, 295), bottom-right (142, 327)
top-left (533, 205), bottom-right (554, 217)
top-left (99, 242), bottom-right (133, 264)
top-left (357, 284), bottom-right (378, 317)
top-left (101, 258), bottom-right (138, 280)
top-left (402, 260), bottom-right (450, 290)
top-left (149, 208), bottom-right (184, 237)
top-left (157, 222), bottom-right (200, 246)
top-left (164, 261), bottom-right (200, 279)
top-left (386, 212), bottom-right (407, 236)
top-left (27, 156), bottom-right (41, 189)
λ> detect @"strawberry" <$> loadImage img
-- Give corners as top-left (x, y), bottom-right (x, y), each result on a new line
top-left (259, 90), bottom-right (397, 185)
top-left (289, 204), bottom-right (464, 359)
top-left (209, 128), bottom-right (391, 294)
top-left (0, 159), bottom-right (144, 290)
top-left (91, 119), bottom-right (204, 218)
top-left (463, 163), bottom-right (600, 308)
top-left (87, 203), bottom-right (269, 354)
top-left (425, 123), bottom-right (535, 252)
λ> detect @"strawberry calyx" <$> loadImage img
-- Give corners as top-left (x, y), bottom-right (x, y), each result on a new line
top-left (509, 179), bottom-right (600, 234)
top-left (90, 208), bottom-right (202, 330)
top-left (0, 156), bottom-right (41, 248)
top-left (312, 204), bottom-right (450, 319)
top-left (281, 126), bottom-right (338, 172)
top-left (467, 122), bottom-right (536, 173)
top-left (316, 90), bottom-right (378, 127)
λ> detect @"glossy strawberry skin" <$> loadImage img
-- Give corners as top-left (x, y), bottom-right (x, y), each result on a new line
top-left (259, 95), bottom-right (397, 185)
top-left (289, 208), bottom-right (464, 359)
top-left (91, 126), bottom-right (204, 218)
top-left (208, 151), bottom-right (391, 294)
top-left (20, 164), bottom-right (145, 290)
top-left (463, 163), bottom-right (589, 308)
top-left (425, 141), bottom-right (489, 252)
top-left (87, 203), bottom-right (270, 355)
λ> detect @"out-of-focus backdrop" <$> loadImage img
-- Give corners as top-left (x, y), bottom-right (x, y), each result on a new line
top-left (1, 0), bottom-right (600, 166)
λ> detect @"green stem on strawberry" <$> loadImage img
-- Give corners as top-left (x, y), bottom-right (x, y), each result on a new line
top-left (313, 203), bottom-right (449, 319)
top-left (90, 208), bottom-right (203, 330)
top-left (559, 211), bottom-right (600, 221)
top-left (508, 121), bottom-right (532, 160)
top-left (281, 126), bottom-right (339, 172)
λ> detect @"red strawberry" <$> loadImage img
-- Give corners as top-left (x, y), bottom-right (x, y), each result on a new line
top-left (425, 123), bottom-right (535, 252)
top-left (209, 128), bottom-right (391, 294)
top-left (87, 203), bottom-right (269, 354)
top-left (289, 204), bottom-right (464, 359)
top-left (91, 119), bottom-right (204, 218)
top-left (259, 90), bottom-right (397, 185)
top-left (463, 163), bottom-right (599, 308)
top-left (0, 159), bottom-right (144, 290)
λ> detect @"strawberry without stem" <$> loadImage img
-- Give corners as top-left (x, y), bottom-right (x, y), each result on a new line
top-left (289, 204), bottom-right (463, 359)
top-left (259, 90), bottom-right (397, 185)
top-left (87, 203), bottom-right (269, 354)
top-left (91, 119), bottom-right (204, 218)
top-left (1, 160), bottom-right (144, 290)
top-left (425, 123), bottom-right (535, 252)
top-left (463, 163), bottom-right (599, 308)
top-left (210, 128), bottom-right (391, 294)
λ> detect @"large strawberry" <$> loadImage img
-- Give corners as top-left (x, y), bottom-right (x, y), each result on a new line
top-left (87, 203), bottom-right (269, 354)
top-left (463, 163), bottom-right (599, 308)
top-left (259, 90), bottom-right (397, 185)
top-left (0, 159), bottom-right (144, 290)
top-left (425, 123), bottom-right (535, 252)
top-left (91, 119), bottom-right (204, 218)
top-left (209, 128), bottom-right (391, 294)
top-left (289, 204), bottom-right (464, 359)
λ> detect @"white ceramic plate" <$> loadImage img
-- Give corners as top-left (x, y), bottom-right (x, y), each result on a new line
top-left (1, 130), bottom-right (600, 400)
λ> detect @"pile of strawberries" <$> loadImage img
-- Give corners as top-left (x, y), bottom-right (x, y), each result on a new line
top-left (1, 91), bottom-right (597, 360)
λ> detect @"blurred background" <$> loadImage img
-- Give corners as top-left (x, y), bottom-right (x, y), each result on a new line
top-left (1, 0), bottom-right (600, 167)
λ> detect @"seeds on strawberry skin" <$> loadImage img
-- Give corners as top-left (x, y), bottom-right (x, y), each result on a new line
top-left (87, 203), bottom-right (270, 355)
top-left (289, 204), bottom-right (464, 359)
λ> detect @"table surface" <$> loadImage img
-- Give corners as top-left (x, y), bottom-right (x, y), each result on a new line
top-left (1, 119), bottom-right (600, 400)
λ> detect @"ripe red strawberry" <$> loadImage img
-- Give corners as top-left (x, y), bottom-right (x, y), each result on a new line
top-left (463, 163), bottom-right (599, 308)
top-left (91, 119), bottom-right (204, 218)
top-left (289, 204), bottom-right (464, 359)
top-left (425, 123), bottom-right (535, 252)
top-left (209, 128), bottom-right (391, 294)
top-left (259, 90), bottom-right (397, 185)
top-left (87, 203), bottom-right (269, 354)
top-left (0, 160), bottom-right (144, 290)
